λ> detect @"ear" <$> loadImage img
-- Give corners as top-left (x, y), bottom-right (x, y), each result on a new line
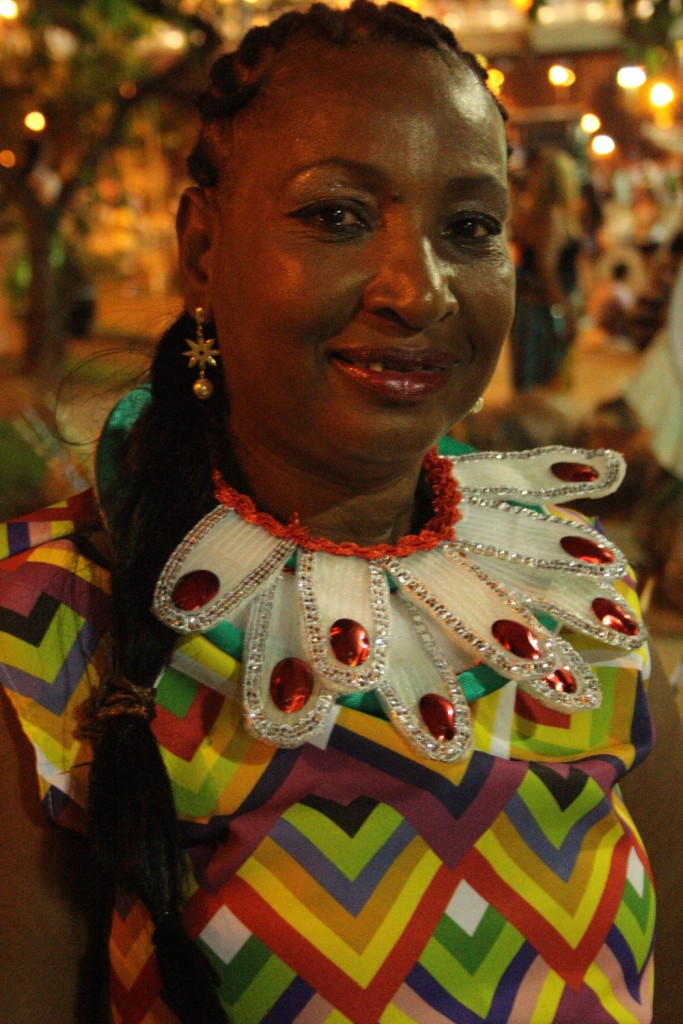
top-left (176, 186), bottom-right (218, 317)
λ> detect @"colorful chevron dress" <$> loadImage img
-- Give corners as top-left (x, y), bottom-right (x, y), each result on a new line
top-left (0, 440), bottom-right (656, 1024)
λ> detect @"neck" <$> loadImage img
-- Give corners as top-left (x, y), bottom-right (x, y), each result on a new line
top-left (225, 436), bottom-right (428, 546)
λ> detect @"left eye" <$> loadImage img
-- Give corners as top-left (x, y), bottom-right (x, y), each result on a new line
top-left (291, 201), bottom-right (370, 234)
top-left (444, 214), bottom-right (502, 240)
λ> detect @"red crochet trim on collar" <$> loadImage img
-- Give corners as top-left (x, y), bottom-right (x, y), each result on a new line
top-left (211, 448), bottom-right (461, 559)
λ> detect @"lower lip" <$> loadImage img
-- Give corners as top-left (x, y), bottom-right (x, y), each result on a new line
top-left (332, 359), bottom-right (453, 402)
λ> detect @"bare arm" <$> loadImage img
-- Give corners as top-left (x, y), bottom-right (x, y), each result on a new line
top-left (0, 686), bottom-right (113, 1024)
top-left (620, 652), bottom-right (683, 1024)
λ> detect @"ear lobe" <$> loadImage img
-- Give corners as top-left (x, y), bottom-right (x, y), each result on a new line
top-left (176, 186), bottom-right (217, 316)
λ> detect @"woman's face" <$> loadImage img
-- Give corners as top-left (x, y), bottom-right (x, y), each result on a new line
top-left (180, 41), bottom-right (514, 481)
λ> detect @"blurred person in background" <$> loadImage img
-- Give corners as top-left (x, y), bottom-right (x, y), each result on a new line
top-left (509, 146), bottom-right (584, 391)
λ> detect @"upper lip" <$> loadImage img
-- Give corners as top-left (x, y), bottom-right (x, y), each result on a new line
top-left (330, 347), bottom-right (457, 371)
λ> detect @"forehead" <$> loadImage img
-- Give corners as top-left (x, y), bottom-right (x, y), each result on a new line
top-left (227, 40), bottom-right (507, 189)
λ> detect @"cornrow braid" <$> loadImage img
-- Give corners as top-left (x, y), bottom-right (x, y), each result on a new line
top-left (188, 0), bottom-right (506, 189)
top-left (90, 4), bottom-right (507, 1021)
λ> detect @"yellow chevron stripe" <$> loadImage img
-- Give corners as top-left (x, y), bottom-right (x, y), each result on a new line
top-left (175, 633), bottom-right (239, 680)
top-left (583, 944), bottom-right (653, 1023)
top-left (1, 604), bottom-right (88, 680)
top-left (525, 964), bottom-right (565, 1022)
top-left (281, 801), bottom-right (403, 879)
top-left (379, 1002), bottom-right (419, 1023)
top-left (335, 705), bottom-right (472, 784)
top-left (236, 841), bottom-right (441, 985)
top-left (161, 705), bottom-right (278, 819)
top-left (476, 814), bottom-right (623, 945)
top-left (27, 543), bottom-right (110, 589)
top-left (249, 832), bottom-right (435, 955)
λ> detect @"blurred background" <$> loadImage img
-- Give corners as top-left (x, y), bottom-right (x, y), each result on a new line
top-left (0, 0), bottom-right (681, 693)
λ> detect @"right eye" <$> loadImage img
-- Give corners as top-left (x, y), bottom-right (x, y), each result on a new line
top-left (290, 201), bottom-right (371, 237)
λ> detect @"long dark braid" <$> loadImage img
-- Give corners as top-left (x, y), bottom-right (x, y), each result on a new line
top-left (84, 4), bottom-right (506, 1021)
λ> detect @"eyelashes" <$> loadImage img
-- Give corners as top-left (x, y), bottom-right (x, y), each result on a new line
top-left (442, 213), bottom-right (503, 241)
top-left (290, 200), bottom-right (504, 245)
top-left (289, 200), bottom-right (372, 237)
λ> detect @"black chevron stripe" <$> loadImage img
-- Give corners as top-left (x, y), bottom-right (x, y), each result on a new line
top-left (299, 794), bottom-right (380, 837)
top-left (528, 762), bottom-right (589, 811)
top-left (0, 592), bottom-right (61, 647)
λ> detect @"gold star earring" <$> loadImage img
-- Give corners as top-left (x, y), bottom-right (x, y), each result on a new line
top-left (183, 307), bottom-right (219, 399)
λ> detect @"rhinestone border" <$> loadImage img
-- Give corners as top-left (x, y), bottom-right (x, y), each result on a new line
top-left (453, 497), bottom-right (627, 579)
top-left (449, 446), bottom-right (623, 498)
top-left (297, 551), bottom-right (390, 691)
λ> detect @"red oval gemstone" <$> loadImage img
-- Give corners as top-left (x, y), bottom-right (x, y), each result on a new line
top-left (545, 667), bottom-right (577, 694)
top-left (329, 618), bottom-right (371, 666)
top-left (592, 598), bottom-right (638, 636)
top-left (560, 536), bottom-right (615, 565)
top-left (551, 461), bottom-right (599, 483)
top-left (420, 693), bottom-right (456, 741)
top-left (492, 619), bottom-right (542, 660)
top-left (270, 658), bottom-right (314, 713)
top-left (171, 570), bottom-right (220, 611)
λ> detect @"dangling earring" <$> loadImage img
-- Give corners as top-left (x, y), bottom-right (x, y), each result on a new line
top-left (183, 307), bottom-right (219, 399)
top-left (468, 396), bottom-right (484, 416)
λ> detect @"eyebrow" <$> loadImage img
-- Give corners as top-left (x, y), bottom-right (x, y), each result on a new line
top-left (292, 160), bottom-right (509, 207)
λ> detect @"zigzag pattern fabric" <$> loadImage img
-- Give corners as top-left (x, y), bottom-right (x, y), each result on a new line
top-left (0, 493), bottom-right (655, 1023)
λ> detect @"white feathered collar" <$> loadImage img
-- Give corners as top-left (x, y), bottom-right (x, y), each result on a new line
top-left (153, 446), bottom-right (643, 762)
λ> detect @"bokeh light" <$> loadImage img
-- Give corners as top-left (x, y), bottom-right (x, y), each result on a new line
top-left (591, 134), bottom-right (616, 155)
top-left (549, 65), bottom-right (576, 87)
top-left (24, 111), bottom-right (47, 132)
top-left (616, 66), bottom-right (646, 89)
top-left (650, 82), bottom-right (675, 107)
top-left (580, 113), bottom-right (601, 133)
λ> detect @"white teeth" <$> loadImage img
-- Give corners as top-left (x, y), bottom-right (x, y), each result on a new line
top-left (368, 362), bottom-right (385, 372)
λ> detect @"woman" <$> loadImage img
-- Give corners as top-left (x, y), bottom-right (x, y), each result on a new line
top-left (510, 146), bottom-right (584, 390)
top-left (1, 3), bottom-right (681, 1022)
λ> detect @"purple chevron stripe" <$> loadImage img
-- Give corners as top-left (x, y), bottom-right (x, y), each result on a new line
top-left (197, 737), bottom-right (525, 890)
top-left (504, 791), bottom-right (610, 882)
top-left (0, 618), bottom-right (99, 714)
top-left (268, 815), bottom-right (416, 915)
top-left (605, 923), bottom-right (652, 1004)
top-left (6, 521), bottom-right (30, 556)
top-left (553, 976), bottom-right (625, 1022)
top-left (0, 558), bottom-right (110, 629)
top-left (407, 941), bottom-right (538, 1022)
top-left (259, 974), bottom-right (316, 1024)
top-left (329, 725), bottom-right (527, 863)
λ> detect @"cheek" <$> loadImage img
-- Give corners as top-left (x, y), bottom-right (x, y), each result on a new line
top-left (466, 259), bottom-right (515, 351)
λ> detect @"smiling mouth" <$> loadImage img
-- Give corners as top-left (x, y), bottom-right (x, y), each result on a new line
top-left (332, 347), bottom-right (455, 373)
top-left (330, 347), bottom-right (456, 401)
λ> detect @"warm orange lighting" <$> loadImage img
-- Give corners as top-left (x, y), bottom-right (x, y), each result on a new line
top-left (0, 149), bottom-right (16, 167)
top-left (548, 65), bottom-right (576, 87)
top-left (580, 113), bottom-right (601, 133)
top-left (0, 1), bottom-right (19, 19)
top-left (24, 111), bottom-right (47, 132)
top-left (591, 134), bottom-right (615, 156)
top-left (616, 66), bottom-right (646, 89)
top-left (487, 67), bottom-right (505, 94)
top-left (650, 82), bottom-right (675, 107)
top-left (511, 0), bottom-right (533, 10)
top-left (119, 81), bottom-right (138, 99)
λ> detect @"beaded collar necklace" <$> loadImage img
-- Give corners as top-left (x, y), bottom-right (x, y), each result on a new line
top-left (153, 445), bottom-right (644, 763)
top-left (211, 447), bottom-right (461, 559)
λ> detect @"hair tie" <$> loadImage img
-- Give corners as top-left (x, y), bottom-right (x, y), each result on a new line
top-left (78, 676), bottom-right (157, 743)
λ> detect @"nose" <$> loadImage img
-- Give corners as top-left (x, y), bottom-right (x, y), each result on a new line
top-left (363, 227), bottom-right (459, 332)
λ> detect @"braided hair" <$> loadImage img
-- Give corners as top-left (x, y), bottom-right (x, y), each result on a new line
top-left (85, 4), bottom-right (505, 1021)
